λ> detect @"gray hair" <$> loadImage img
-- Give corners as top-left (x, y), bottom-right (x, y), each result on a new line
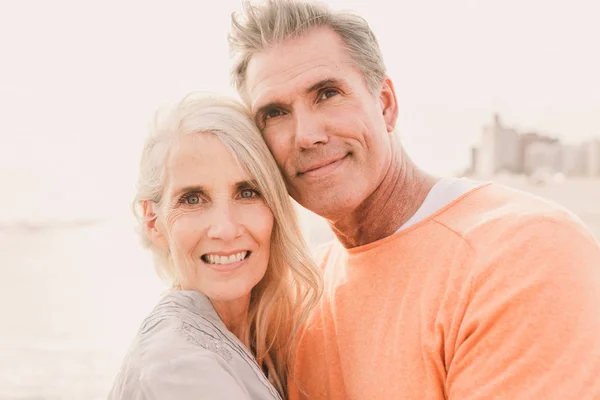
top-left (132, 93), bottom-right (322, 396)
top-left (132, 95), bottom-right (267, 282)
top-left (229, 0), bottom-right (387, 98)
top-left (134, 93), bottom-right (303, 284)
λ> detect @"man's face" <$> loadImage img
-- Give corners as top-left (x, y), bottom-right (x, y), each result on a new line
top-left (245, 27), bottom-right (398, 220)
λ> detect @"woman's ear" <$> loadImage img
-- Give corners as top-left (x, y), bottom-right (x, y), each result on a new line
top-left (141, 201), bottom-right (168, 250)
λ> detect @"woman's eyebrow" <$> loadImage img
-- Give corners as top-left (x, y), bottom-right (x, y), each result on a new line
top-left (171, 185), bottom-right (207, 198)
top-left (234, 179), bottom-right (259, 190)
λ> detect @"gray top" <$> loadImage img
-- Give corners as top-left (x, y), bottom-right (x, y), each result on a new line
top-left (108, 290), bottom-right (282, 400)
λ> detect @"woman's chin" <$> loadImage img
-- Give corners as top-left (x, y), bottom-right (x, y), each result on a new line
top-left (198, 282), bottom-right (256, 304)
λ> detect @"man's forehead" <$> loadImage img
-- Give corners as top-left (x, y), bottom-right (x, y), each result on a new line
top-left (244, 28), bottom-right (351, 109)
top-left (248, 63), bottom-right (340, 111)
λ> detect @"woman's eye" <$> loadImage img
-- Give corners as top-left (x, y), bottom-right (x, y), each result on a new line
top-left (180, 193), bottom-right (201, 205)
top-left (319, 89), bottom-right (339, 101)
top-left (240, 189), bottom-right (258, 199)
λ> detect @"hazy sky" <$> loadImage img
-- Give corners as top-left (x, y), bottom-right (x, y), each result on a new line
top-left (1, 0), bottom-right (599, 221)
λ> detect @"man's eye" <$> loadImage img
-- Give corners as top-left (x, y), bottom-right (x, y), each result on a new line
top-left (265, 109), bottom-right (284, 120)
top-left (319, 89), bottom-right (339, 101)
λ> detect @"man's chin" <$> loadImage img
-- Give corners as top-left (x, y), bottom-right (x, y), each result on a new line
top-left (298, 194), bottom-right (360, 222)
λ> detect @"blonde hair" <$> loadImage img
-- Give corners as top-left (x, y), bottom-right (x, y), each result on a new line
top-left (229, 0), bottom-right (387, 97)
top-left (133, 93), bottom-right (322, 397)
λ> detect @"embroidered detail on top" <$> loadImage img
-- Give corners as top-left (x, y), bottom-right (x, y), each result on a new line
top-left (177, 322), bottom-right (233, 363)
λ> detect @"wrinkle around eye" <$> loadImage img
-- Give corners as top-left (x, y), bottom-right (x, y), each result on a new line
top-left (162, 207), bottom-right (190, 229)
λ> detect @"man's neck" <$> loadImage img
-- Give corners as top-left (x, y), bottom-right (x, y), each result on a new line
top-left (330, 147), bottom-right (437, 248)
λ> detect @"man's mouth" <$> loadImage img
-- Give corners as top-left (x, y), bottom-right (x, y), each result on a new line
top-left (298, 154), bottom-right (349, 177)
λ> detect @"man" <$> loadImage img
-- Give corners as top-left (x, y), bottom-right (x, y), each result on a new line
top-left (228, 1), bottom-right (600, 398)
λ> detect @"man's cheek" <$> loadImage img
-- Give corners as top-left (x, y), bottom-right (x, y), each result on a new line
top-left (271, 144), bottom-right (290, 169)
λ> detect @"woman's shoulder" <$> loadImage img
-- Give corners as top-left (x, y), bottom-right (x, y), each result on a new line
top-left (138, 290), bottom-right (234, 363)
top-left (109, 292), bottom-right (252, 399)
top-left (111, 325), bottom-right (253, 399)
top-left (138, 318), bottom-right (241, 383)
top-left (138, 315), bottom-right (233, 366)
top-left (144, 290), bottom-right (222, 327)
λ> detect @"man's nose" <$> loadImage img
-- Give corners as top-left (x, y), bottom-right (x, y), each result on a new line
top-left (294, 108), bottom-right (329, 150)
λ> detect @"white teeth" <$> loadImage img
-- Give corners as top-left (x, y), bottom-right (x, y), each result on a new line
top-left (204, 251), bottom-right (248, 265)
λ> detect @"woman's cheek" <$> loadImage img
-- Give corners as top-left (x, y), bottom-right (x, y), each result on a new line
top-left (243, 202), bottom-right (274, 240)
top-left (168, 211), bottom-right (205, 247)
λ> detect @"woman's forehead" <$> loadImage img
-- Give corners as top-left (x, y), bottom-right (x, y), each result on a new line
top-left (165, 134), bottom-right (254, 192)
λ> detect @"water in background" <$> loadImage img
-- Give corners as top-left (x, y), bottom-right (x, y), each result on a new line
top-left (0, 177), bottom-right (598, 399)
top-left (0, 218), bottom-right (165, 399)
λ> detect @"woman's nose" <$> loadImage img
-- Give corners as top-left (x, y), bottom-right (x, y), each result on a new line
top-left (206, 202), bottom-right (244, 241)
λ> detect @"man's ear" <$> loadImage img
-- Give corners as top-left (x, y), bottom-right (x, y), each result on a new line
top-left (379, 77), bottom-right (399, 133)
top-left (141, 201), bottom-right (168, 251)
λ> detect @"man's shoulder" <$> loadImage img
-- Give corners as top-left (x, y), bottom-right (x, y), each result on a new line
top-left (312, 240), bottom-right (338, 269)
top-left (434, 182), bottom-right (595, 246)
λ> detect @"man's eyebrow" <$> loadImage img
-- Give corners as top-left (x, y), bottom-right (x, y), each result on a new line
top-left (305, 78), bottom-right (344, 95)
top-left (252, 78), bottom-right (346, 125)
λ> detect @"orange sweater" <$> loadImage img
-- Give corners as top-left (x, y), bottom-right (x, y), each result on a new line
top-left (289, 184), bottom-right (600, 400)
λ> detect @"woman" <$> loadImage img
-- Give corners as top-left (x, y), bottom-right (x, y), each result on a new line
top-left (108, 94), bottom-right (322, 399)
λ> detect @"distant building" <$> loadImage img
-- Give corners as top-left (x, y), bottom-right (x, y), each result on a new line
top-left (586, 139), bottom-right (600, 177)
top-left (519, 132), bottom-right (558, 174)
top-left (477, 114), bottom-right (520, 177)
top-left (472, 114), bottom-right (599, 179)
top-left (469, 147), bottom-right (478, 175)
top-left (524, 141), bottom-right (562, 175)
top-left (561, 144), bottom-right (587, 177)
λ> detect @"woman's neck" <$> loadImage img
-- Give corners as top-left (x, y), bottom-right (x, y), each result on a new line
top-left (211, 295), bottom-right (251, 346)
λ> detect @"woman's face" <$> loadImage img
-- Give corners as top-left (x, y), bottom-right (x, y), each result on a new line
top-left (152, 133), bottom-right (274, 303)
